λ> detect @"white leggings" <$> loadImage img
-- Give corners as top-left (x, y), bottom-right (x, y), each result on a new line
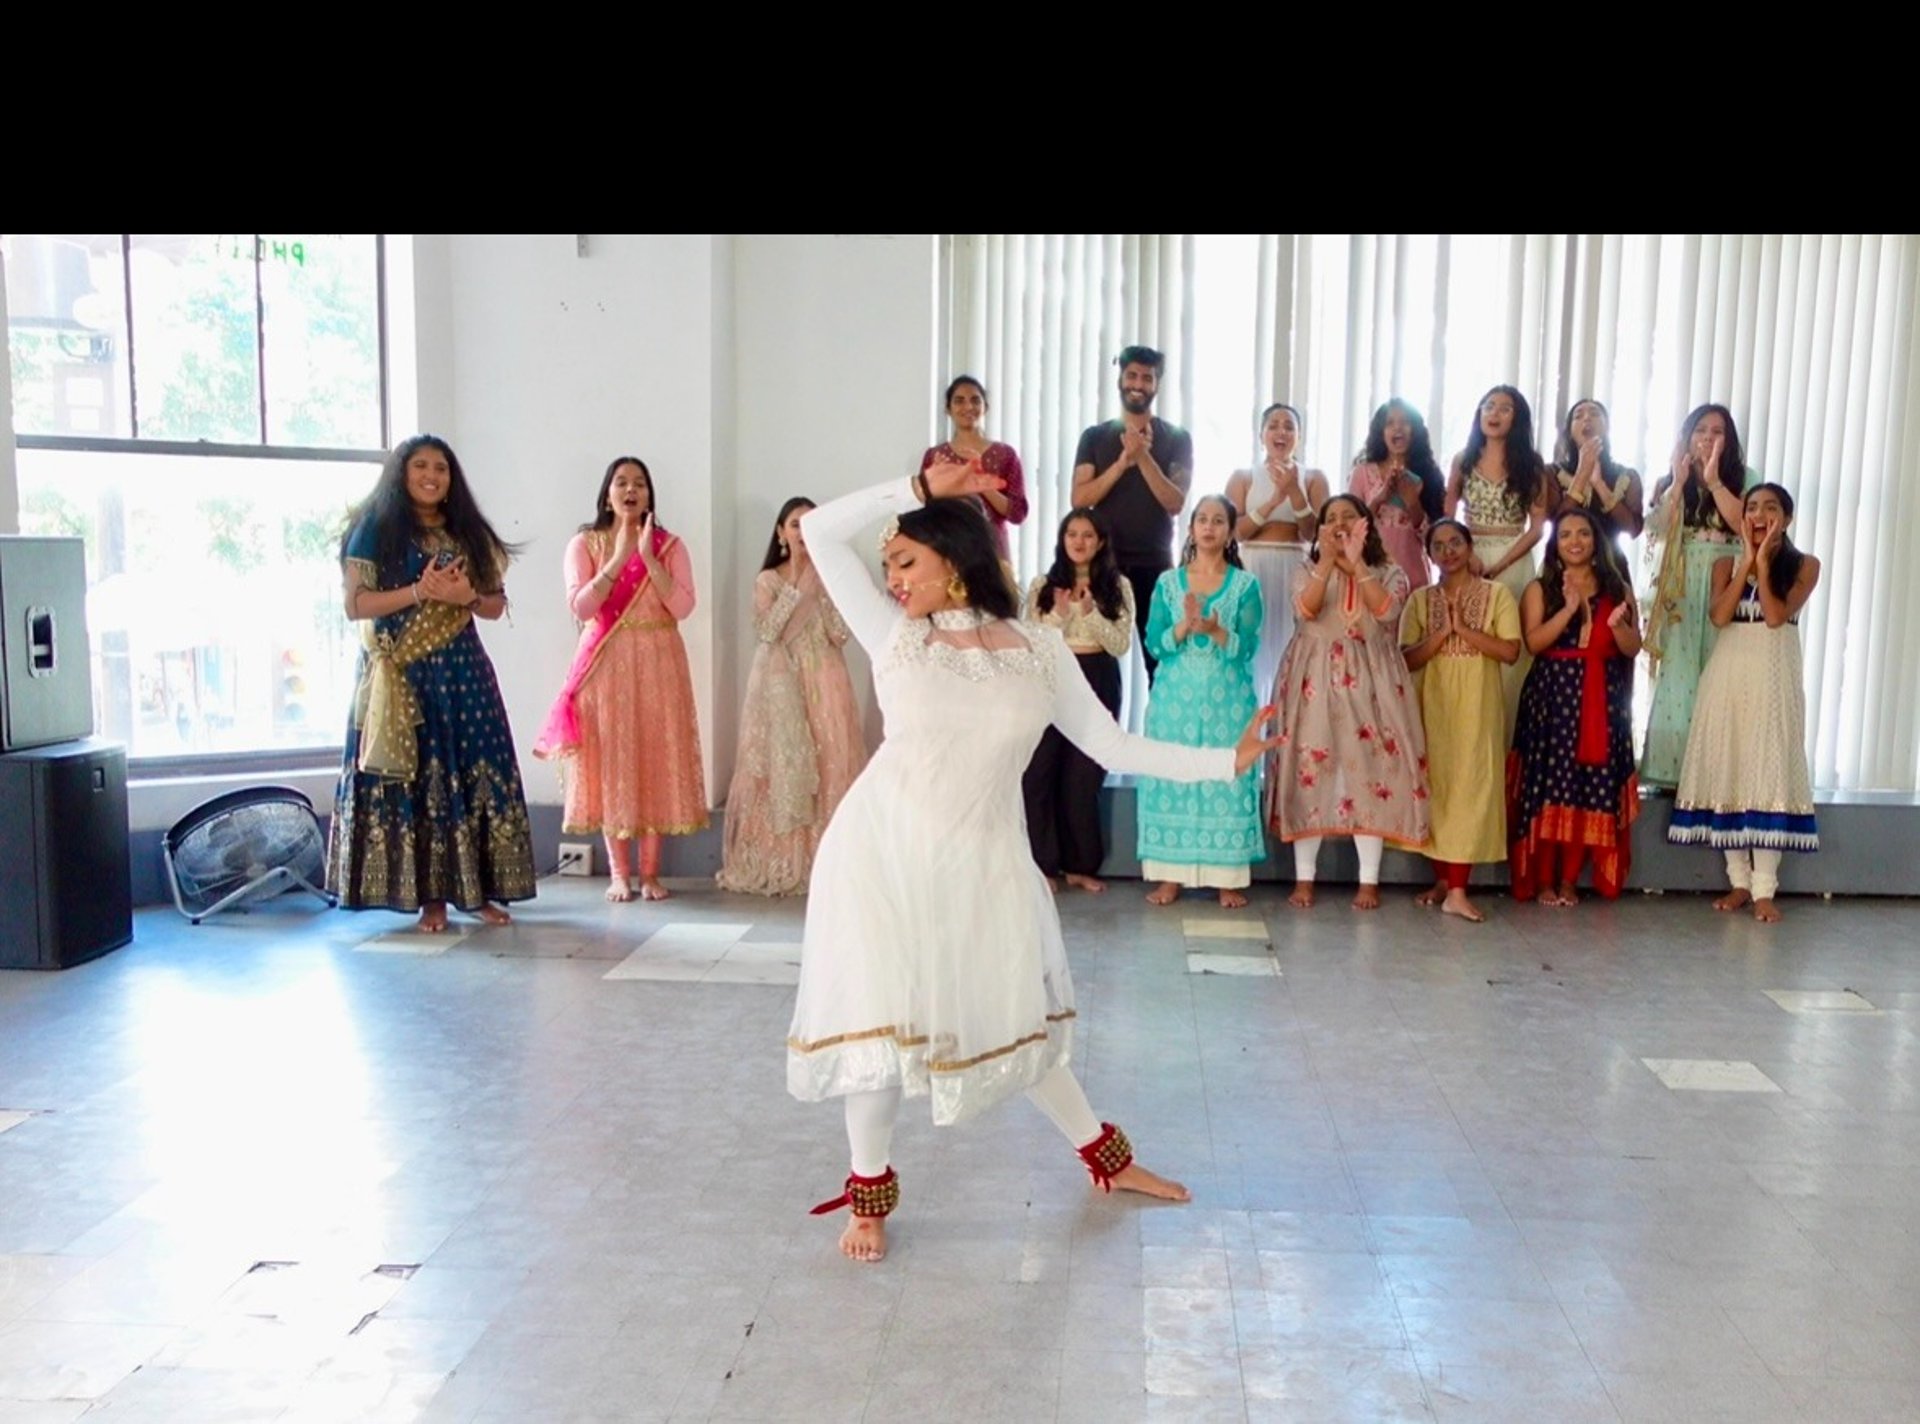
top-left (843, 1065), bottom-right (1103, 1176)
top-left (1292, 835), bottom-right (1385, 886)
top-left (1725, 848), bottom-right (1784, 902)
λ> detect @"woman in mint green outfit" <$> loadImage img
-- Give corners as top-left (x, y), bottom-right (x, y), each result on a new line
top-left (1139, 495), bottom-right (1266, 908)
top-left (1640, 404), bottom-right (1750, 787)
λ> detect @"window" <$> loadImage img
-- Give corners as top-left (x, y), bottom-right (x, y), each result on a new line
top-left (4, 233), bottom-right (389, 764)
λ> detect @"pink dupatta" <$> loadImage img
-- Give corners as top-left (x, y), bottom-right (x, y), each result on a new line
top-left (532, 526), bottom-right (676, 760)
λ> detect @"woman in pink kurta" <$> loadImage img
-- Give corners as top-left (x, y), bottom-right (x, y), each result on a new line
top-left (717, 497), bottom-right (869, 896)
top-left (1347, 398), bottom-right (1447, 593)
top-left (534, 457), bottom-right (707, 902)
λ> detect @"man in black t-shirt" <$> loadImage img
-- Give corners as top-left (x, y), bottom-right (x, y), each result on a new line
top-left (1071, 345), bottom-right (1193, 683)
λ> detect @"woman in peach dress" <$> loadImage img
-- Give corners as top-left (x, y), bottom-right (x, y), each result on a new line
top-left (534, 456), bottom-right (707, 901)
top-left (717, 497), bottom-right (868, 896)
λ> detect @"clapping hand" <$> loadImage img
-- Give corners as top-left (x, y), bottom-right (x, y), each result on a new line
top-left (1432, 589), bottom-right (1454, 640)
top-left (1607, 599), bottom-right (1635, 632)
top-left (1339, 517), bottom-right (1371, 568)
top-left (924, 457), bottom-right (1004, 500)
top-left (1120, 425), bottom-right (1151, 467)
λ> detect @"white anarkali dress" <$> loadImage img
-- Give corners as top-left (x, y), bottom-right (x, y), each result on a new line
top-left (786, 481), bottom-right (1234, 1125)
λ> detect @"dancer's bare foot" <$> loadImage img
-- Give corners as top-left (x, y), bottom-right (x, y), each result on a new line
top-left (838, 1216), bottom-right (887, 1262)
top-left (1352, 884), bottom-right (1381, 911)
top-left (1713, 888), bottom-right (1752, 913)
top-left (605, 878), bottom-right (635, 904)
top-left (1288, 882), bottom-right (1316, 909)
top-left (416, 902), bottom-right (449, 933)
top-left (640, 877), bottom-right (672, 902)
top-left (1555, 882), bottom-right (1580, 907)
top-left (1441, 888), bottom-right (1485, 923)
top-left (1218, 888), bottom-right (1248, 909)
top-left (1109, 1162), bottom-right (1191, 1202)
top-left (1753, 898), bottom-right (1782, 924)
top-left (476, 903), bottom-right (513, 926)
top-left (1414, 880), bottom-right (1447, 907)
top-left (1065, 873), bottom-right (1106, 894)
top-left (1145, 882), bottom-right (1180, 906)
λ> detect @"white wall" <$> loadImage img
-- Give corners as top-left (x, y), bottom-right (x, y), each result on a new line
top-left (0, 233), bottom-right (940, 834)
top-left (723, 235), bottom-right (939, 767)
top-left (0, 243), bottom-right (17, 534)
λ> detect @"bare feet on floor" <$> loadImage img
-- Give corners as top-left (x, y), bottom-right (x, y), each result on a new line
top-left (1109, 1161), bottom-right (1191, 1202)
top-left (1713, 888), bottom-right (1752, 913)
top-left (1352, 884), bottom-right (1381, 911)
top-left (1556, 883), bottom-right (1580, 906)
top-left (416, 902), bottom-right (449, 933)
top-left (1753, 897), bottom-right (1782, 923)
top-left (1065, 874), bottom-right (1106, 894)
top-left (1414, 881), bottom-right (1447, 907)
top-left (1145, 882), bottom-right (1181, 906)
top-left (1441, 888), bottom-right (1485, 922)
top-left (605, 878), bottom-right (635, 904)
top-left (476, 903), bottom-right (513, 926)
top-left (1217, 888), bottom-right (1248, 909)
top-left (640, 877), bottom-right (672, 902)
top-left (1288, 882), bottom-right (1316, 909)
top-left (838, 1216), bottom-right (887, 1262)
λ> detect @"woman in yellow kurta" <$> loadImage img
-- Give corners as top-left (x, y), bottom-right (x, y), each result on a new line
top-left (1399, 519), bottom-right (1521, 922)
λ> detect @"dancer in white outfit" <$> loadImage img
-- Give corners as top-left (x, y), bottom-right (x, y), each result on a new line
top-left (787, 461), bottom-right (1280, 1262)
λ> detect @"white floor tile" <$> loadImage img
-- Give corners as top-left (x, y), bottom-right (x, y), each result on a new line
top-left (1640, 1059), bottom-right (1783, 1093)
top-left (1184, 918), bottom-right (1271, 942)
top-left (602, 922), bottom-right (751, 980)
top-left (1763, 989), bottom-right (1878, 1014)
top-left (1187, 952), bottom-right (1280, 977)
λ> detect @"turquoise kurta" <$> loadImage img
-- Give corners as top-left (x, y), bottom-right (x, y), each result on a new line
top-left (1136, 566), bottom-right (1265, 870)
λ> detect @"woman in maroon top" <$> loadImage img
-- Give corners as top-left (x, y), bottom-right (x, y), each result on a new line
top-left (921, 375), bottom-right (1028, 559)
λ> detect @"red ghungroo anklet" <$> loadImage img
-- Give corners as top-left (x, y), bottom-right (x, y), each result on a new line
top-left (810, 1166), bottom-right (900, 1218)
top-left (1077, 1122), bottom-right (1134, 1191)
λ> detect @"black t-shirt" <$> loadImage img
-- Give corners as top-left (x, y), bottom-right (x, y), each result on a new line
top-left (1074, 417), bottom-right (1193, 566)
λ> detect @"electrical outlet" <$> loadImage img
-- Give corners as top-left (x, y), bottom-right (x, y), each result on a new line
top-left (557, 842), bottom-right (593, 877)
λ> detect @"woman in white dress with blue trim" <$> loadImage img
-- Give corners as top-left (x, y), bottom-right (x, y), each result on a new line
top-left (787, 459), bottom-right (1280, 1262)
top-left (1667, 483), bottom-right (1821, 923)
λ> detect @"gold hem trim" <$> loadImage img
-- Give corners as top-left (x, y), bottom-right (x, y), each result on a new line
top-left (787, 1011), bottom-right (1076, 1073)
top-left (561, 819), bottom-right (711, 838)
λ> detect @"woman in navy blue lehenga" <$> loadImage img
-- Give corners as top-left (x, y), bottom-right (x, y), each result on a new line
top-left (326, 435), bottom-right (537, 932)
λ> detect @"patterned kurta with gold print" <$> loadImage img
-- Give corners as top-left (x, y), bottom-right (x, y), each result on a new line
top-left (327, 519), bottom-right (537, 911)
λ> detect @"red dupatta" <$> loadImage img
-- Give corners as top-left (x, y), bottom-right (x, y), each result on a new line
top-left (532, 525), bottom-right (676, 760)
top-left (1539, 595), bottom-right (1623, 766)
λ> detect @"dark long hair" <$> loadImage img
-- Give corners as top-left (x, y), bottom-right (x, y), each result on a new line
top-left (1669, 404), bottom-right (1748, 529)
top-left (1180, 494), bottom-right (1245, 568)
top-left (1744, 483), bottom-right (1807, 602)
top-left (1042, 506), bottom-right (1127, 620)
top-left (1539, 507), bottom-right (1631, 619)
top-left (1554, 397), bottom-right (1627, 484)
top-left (582, 455), bottom-right (658, 535)
top-left (1358, 399), bottom-right (1446, 522)
top-left (1460, 384), bottom-right (1546, 510)
top-left (1307, 494), bottom-right (1390, 568)
top-left (340, 434), bottom-right (518, 591)
top-left (894, 498), bottom-right (1020, 620)
top-left (762, 496), bottom-right (814, 572)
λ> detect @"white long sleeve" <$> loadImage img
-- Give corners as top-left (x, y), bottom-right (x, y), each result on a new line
top-left (798, 480), bottom-right (921, 657)
top-left (1043, 631), bottom-right (1236, 782)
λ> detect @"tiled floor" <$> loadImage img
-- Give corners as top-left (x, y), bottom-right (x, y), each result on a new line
top-left (4, 878), bottom-right (1920, 1421)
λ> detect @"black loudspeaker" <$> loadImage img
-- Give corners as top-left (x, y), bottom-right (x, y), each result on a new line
top-left (0, 535), bottom-right (94, 752)
top-left (0, 738), bottom-right (132, 969)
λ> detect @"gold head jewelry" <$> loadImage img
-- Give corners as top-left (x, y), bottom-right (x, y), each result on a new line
top-left (877, 515), bottom-right (901, 554)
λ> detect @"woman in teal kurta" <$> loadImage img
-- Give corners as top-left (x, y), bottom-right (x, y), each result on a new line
top-left (1138, 495), bottom-right (1266, 908)
top-left (1640, 404), bottom-right (1751, 787)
